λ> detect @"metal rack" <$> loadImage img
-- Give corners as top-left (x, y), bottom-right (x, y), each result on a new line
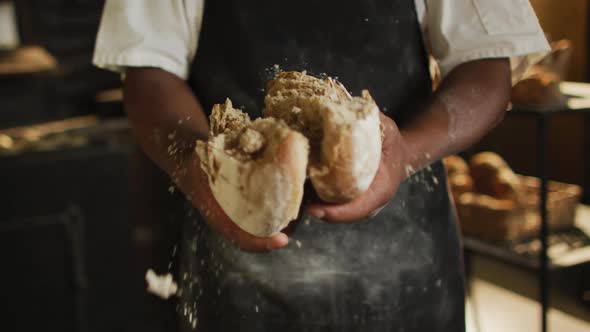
top-left (463, 88), bottom-right (590, 332)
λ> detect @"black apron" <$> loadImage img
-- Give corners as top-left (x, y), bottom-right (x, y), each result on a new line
top-left (179, 1), bottom-right (465, 331)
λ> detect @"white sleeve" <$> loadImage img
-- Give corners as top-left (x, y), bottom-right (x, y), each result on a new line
top-left (423, 0), bottom-right (551, 84)
top-left (92, 0), bottom-right (204, 80)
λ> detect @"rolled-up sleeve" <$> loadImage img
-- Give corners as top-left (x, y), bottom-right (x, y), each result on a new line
top-left (422, 0), bottom-right (550, 83)
top-left (92, 0), bottom-right (203, 80)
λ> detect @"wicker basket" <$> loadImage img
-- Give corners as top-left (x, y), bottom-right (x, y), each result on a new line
top-left (458, 175), bottom-right (582, 242)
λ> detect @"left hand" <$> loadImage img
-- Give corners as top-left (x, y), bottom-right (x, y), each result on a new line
top-left (307, 113), bottom-right (410, 223)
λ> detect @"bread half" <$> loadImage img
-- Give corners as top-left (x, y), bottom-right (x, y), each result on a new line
top-left (264, 72), bottom-right (382, 203)
top-left (195, 99), bottom-right (309, 237)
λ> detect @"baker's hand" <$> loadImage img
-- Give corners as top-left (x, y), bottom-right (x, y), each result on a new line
top-left (182, 155), bottom-right (289, 252)
top-left (307, 113), bottom-right (409, 223)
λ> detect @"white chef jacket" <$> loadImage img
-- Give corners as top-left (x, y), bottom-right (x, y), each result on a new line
top-left (93, 0), bottom-right (550, 84)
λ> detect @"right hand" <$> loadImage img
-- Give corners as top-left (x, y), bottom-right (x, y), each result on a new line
top-left (181, 155), bottom-right (289, 252)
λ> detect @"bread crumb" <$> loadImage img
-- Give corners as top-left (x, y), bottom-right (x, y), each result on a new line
top-left (239, 128), bottom-right (265, 153)
top-left (405, 165), bottom-right (416, 177)
top-left (145, 269), bottom-right (178, 299)
top-left (209, 99), bottom-right (251, 136)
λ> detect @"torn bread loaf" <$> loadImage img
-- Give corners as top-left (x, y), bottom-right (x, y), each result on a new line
top-left (195, 72), bottom-right (382, 237)
top-left (196, 99), bottom-right (309, 237)
top-left (264, 71), bottom-right (382, 203)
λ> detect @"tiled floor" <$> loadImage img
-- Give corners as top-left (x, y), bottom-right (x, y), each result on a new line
top-left (465, 255), bottom-right (590, 332)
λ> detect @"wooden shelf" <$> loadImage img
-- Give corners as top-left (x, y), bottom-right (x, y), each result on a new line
top-left (0, 46), bottom-right (57, 76)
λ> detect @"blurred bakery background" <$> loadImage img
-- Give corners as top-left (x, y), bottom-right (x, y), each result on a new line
top-left (0, 1), bottom-right (181, 332)
top-left (0, 1), bottom-right (589, 332)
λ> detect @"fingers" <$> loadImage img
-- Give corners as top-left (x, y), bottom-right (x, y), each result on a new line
top-left (203, 200), bottom-right (290, 252)
top-left (307, 189), bottom-right (388, 223)
top-left (378, 112), bottom-right (397, 135)
top-left (221, 223), bottom-right (290, 252)
top-left (307, 165), bottom-right (394, 223)
top-left (379, 112), bottom-right (402, 153)
top-left (193, 169), bottom-right (289, 252)
top-left (307, 202), bottom-right (370, 223)
top-left (201, 202), bottom-right (289, 252)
